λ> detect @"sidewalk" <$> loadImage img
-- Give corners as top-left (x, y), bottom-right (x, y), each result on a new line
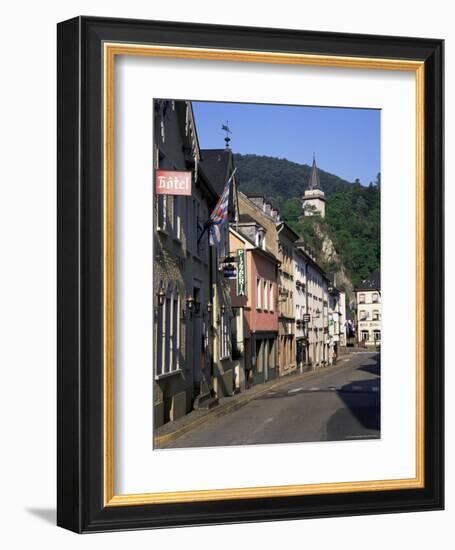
top-left (154, 361), bottom-right (346, 448)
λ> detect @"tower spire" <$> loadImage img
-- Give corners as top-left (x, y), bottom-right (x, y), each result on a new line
top-left (308, 154), bottom-right (321, 190)
top-left (302, 153), bottom-right (326, 218)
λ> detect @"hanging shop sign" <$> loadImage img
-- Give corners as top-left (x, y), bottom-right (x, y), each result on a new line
top-left (236, 249), bottom-right (246, 296)
top-left (223, 265), bottom-right (237, 279)
top-left (155, 170), bottom-right (192, 195)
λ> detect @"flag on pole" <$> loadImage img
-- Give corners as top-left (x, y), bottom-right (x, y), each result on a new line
top-left (208, 169), bottom-right (236, 246)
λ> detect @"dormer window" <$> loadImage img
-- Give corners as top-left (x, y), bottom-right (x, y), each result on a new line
top-left (256, 227), bottom-right (266, 250)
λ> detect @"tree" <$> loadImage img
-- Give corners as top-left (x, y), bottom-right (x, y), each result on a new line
top-left (234, 154), bottom-right (380, 289)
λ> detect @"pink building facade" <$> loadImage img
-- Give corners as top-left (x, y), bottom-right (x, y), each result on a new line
top-left (230, 228), bottom-right (279, 388)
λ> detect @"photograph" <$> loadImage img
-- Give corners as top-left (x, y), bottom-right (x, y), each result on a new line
top-left (153, 99), bottom-right (381, 449)
top-left (54, 13), bottom-right (444, 533)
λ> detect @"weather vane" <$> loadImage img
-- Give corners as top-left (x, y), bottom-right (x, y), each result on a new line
top-left (221, 120), bottom-right (232, 148)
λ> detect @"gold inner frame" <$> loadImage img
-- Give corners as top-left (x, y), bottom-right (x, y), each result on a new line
top-left (103, 43), bottom-right (425, 506)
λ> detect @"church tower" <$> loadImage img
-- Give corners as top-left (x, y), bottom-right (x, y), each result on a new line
top-left (302, 155), bottom-right (326, 218)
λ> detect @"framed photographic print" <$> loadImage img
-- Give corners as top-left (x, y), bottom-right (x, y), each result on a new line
top-left (57, 16), bottom-right (444, 532)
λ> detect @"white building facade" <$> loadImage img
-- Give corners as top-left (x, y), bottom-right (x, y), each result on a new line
top-left (294, 248), bottom-right (308, 371)
top-left (355, 268), bottom-right (381, 347)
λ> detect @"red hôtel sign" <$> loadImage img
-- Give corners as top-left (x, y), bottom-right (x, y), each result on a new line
top-left (155, 170), bottom-right (192, 196)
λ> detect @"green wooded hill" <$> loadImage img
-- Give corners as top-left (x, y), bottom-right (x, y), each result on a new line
top-left (234, 153), bottom-right (380, 289)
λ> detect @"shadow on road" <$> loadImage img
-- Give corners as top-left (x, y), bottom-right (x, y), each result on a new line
top-left (356, 358), bottom-right (381, 378)
top-left (326, 353), bottom-right (381, 439)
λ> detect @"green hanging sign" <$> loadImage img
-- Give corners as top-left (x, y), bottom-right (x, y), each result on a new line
top-left (236, 249), bottom-right (246, 296)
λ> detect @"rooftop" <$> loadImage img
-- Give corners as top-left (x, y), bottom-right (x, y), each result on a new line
top-left (199, 148), bottom-right (233, 197)
top-left (355, 268), bottom-right (381, 291)
top-left (238, 213), bottom-right (264, 227)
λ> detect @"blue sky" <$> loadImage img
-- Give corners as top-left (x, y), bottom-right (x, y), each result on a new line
top-left (192, 101), bottom-right (380, 186)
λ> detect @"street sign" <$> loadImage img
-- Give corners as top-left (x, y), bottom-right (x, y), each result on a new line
top-left (236, 249), bottom-right (247, 296)
top-left (155, 170), bottom-right (192, 196)
top-left (223, 265), bottom-right (237, 279)
top-left (303, 314), bottom-right (311, 323)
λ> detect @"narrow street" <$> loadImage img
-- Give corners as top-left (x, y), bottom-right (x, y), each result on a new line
top-left (163, 351), bottom-right (380, 448)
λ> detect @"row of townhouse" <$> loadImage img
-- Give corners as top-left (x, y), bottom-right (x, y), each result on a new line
top-left (229, 193), bottom-right (347, 392)
top-left (153, 99), bottom-right (347, 427)
top-left (153, 99), bottom-right (238, 427)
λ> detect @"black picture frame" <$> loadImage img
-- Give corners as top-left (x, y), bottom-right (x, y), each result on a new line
top-left (57, 16), bottom-right (444, 533)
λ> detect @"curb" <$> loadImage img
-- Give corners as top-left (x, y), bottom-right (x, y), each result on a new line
top-left (154, 362), bottom-right (343, 448)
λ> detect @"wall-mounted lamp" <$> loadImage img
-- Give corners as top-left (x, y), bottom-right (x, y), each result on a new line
top-left (157, 285), bottom-right (166, 307)
top-left (207, 302), bottom-right (212, 313)
top-left (186, 293), bottom-right (195, 311)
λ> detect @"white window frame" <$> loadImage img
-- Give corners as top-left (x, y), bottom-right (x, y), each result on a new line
top-left (173, 195), bottom-right (182, 241)
top-left (263, 279), bottom-right (268, 311)
top-left (157, 194), bottom-right (168, 233)
top-left (220, 309), bottom-right (231, 359)
top-left (256, 277), bottom-right (262, 309)
top-left (194, 199), bottom-right (199, 255)
top-left (155, 286), bottom-right (181, 378)
top-left (269, 282), bottom-right (274, 311)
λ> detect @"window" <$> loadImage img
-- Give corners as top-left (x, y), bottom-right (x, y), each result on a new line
top-left (269, 283), bottom-right (273, 311)
top-left (372, 292), bottom-right (379, 303)
top-left (157, 194), bottom-right (167, 232)
top-left (256, 277), bottom-right (262, 309)
top-left (263, 339), bottom-right (269, 372)
top-left (373, 309), bottom-right (380, 321)
top-left (263, 280), bottom-right (268, 310)
top-left (220, 223), bottom-right (229, 260)
top-left (220, 309), bottom-right (231, 359)
top-left (269, 339), bottom-right (275, 368)
top-left (360, 310), bottom-right (368, 321)
top-left (256, 230), bottom-right (263, 248)
top-left (256, 340), bottom-right (263, 373)
top-left (361, 330), bottom-right (369, 341)
top-left (257, 230), bottom-right (266, 250)
top-left (197, 205), bottom-right (208, 261)
top-left (156, 286), bottom-right (180, 376)
top-left (172, 293), bottom-right (180, 371)
top-left (173, 196), bottom-right (181, 241)
top-left (188, 198), bottom-right (196, 253)
top-left (194, 199), bottom-right (200, 255)
top-left (373, 329), bottom-right (381, 342)
top-left (188, 198), bottom-right (201, 255)
top-left (359, 293), bottom-right (365, 304)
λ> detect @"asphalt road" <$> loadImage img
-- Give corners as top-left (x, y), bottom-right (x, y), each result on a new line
top-left (164, 351), bottom-right (380, 449)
